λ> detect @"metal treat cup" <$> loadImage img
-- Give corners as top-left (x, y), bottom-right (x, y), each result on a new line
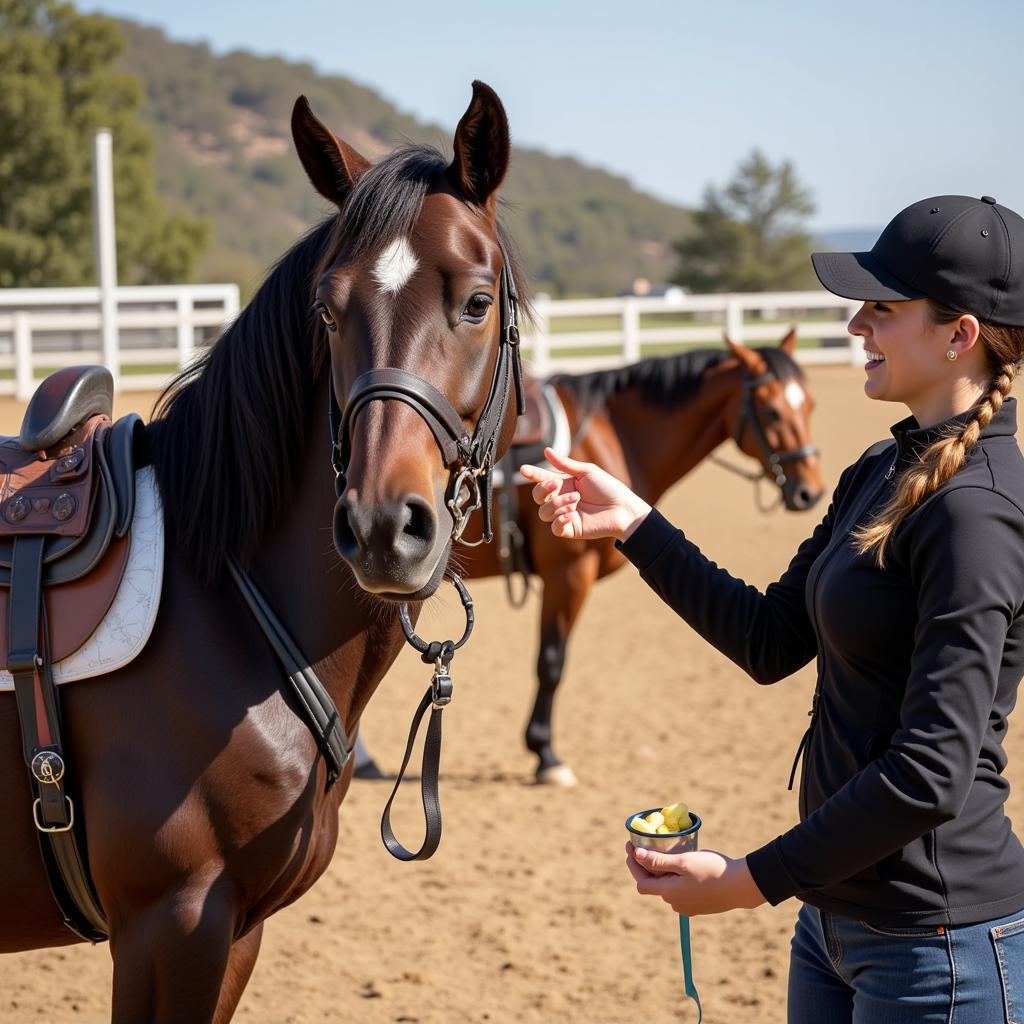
top-left (626, 808), bottom-right (702, 856)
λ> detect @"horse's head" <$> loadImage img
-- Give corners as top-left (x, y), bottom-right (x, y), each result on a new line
top-left (292, 82), bottom-right (525, 600)
top-left (723, 330), bottom-right (825, 511)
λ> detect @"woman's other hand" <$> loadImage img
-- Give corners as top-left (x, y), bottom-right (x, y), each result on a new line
top-left (520, 448), bottom-right (652, 542)
top-left (624, 843), bottom-right (767, 916)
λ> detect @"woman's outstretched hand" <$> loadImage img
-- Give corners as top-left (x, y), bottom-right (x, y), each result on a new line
top-left (520, 448), bottom-right (652, 542)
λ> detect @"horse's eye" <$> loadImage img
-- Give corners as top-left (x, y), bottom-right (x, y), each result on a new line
top-left (316, 303), bottom-right (337, 332)
top-left (761, 406), bottom-right (781, 424)
top-left (462, 294), bottom-right (493, 323)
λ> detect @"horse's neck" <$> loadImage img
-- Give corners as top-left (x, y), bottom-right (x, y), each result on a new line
top-left (607, 364), bottom-right (737, 503)
top-left (251, 374), bottom-right (405, 728)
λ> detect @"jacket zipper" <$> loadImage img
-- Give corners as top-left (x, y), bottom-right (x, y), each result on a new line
top-left (787, 455), bottom-right (898, 799)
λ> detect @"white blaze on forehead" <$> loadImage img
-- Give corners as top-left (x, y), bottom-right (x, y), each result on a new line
top-left (372, 237), bottom-right (419, 295)
top-left (784, 380), bottom-right (806, 411)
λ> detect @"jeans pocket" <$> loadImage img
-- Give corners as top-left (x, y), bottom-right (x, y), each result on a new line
top-left (858, 921), bottom-right (946, 939)
top-left (993, 916), bottom-right (1024, 1024)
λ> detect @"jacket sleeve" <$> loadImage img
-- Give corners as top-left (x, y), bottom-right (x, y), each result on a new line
top-left (614, 470), bottom-right (848, 685)
top-left (746, 485), bottom-right (1024, 905)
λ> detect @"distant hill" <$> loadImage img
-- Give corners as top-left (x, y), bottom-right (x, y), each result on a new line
top-left (112, 20), bottom-right (695, 299)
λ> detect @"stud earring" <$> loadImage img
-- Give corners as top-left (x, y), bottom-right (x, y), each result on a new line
top-left (946, 349), bottom-right (958, 362)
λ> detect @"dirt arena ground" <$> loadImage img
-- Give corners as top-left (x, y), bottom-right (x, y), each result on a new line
top-left (1, 365), bottom-right (1022, 1023)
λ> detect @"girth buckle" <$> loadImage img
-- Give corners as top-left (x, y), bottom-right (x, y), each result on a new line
top-left (33, 796), bottom-right (75, 834)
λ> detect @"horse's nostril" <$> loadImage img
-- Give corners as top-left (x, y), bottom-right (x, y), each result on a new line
top-left (333, 504), bottom-right (360, 558)
top-left (402, 495), bottom-right (435, 546)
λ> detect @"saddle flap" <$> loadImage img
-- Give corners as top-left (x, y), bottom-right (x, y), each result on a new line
top-left (0, 531), bottom-right (131, 667)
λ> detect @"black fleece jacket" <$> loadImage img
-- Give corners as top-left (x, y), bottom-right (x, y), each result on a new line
top-left (617, 398), bottom-right (1024, 926)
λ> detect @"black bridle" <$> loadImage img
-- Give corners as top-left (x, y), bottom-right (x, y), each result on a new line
top-left (327, 244), bottom-right (525, 547)
top-left (320, 241), bottom-right (526, 861)
top-left (711, 367), bottom-right (819, 511)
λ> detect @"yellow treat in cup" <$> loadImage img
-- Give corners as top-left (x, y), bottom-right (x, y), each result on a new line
top-left (630, 815), bottom-right (656, 834)
top-left (644, 811), bottom-right (666, 830)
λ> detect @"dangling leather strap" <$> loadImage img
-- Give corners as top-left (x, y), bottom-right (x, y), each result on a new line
top-left (226, 558), bottom-right (351, 787)
top-left (379, 671), bottom-right (450, 862)
top-left (9, 535), bottom-right (108, 942)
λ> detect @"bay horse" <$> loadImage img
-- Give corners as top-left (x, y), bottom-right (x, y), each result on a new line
top-left (357, 334), bottom-right (824, 785)
top-left (0, 80), bottom-right (526, 1022)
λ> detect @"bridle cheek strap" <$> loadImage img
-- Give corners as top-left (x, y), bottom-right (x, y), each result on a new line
top-left (328, 244), bottom-right (524, 544)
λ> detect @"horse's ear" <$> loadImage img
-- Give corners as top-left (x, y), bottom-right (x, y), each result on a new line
top-left (291, 95), bottom-right (370, 207)
top-left (724, 334), bottom-right (768, 376)
top-left (449, 80), bottom-right (510, 208)
top-left (778, 326), bottom-right (798, 354)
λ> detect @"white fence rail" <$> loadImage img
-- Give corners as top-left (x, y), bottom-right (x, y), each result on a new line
top-left (0, 284), bottom-right (240, 399)
top-left (0, 285), bottom-right (862, 400)
top-left (523, 291), bottom-right (866, 375)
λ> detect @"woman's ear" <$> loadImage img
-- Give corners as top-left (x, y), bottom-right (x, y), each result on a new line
top-left (948, 314), bottom-right (982, 358)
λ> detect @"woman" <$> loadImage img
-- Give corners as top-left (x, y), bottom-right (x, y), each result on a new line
top-left (522, 195), bottom-right (1024, 1021)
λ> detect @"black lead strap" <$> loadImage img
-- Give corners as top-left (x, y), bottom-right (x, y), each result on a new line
top-left (381, 577), bottom-right (474, 861)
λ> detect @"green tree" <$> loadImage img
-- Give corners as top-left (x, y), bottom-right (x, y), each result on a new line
top-left (672, 149), bottom-right (817, 293)
top-left (0, 0), bottom-right (208, 287)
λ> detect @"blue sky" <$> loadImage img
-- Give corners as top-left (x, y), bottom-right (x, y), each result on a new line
top-left (79, 0), bottom-right (1023, 231)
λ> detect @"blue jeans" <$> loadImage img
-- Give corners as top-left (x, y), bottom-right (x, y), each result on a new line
top-left (788, 901), bottom-right (1024, 1023)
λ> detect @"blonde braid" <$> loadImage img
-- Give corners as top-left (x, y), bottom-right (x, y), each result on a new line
top-left (854, 354), bottom-right (1019, 570)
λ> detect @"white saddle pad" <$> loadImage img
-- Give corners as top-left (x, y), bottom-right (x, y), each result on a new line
top-left (0, 465), bottom-right (164, 689)
top-left (492, 383), bottom-right (572, 488)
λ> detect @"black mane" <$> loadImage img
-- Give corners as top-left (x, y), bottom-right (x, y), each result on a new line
top-left (145, 144), bottom-right (529, 584)
top-left (552, 344), bottom-right (804, 413)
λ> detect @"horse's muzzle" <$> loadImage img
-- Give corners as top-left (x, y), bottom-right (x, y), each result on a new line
top-left (334, 493), bottom-right (448, 596)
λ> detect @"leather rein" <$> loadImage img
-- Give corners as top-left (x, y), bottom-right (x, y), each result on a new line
top-left (710, 367), bottom-right (818, 513)
top-left (237, 244), bottom-right (524, 861)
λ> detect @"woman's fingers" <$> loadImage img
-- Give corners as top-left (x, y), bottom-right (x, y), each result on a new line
top-left (537, 491), bottom-right (580, 523)
top-left (543, 447), bottom-right (590, 476)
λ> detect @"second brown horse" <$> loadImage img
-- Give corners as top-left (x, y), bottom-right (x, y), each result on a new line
top-left (357, 332), bottom-right (824, 784)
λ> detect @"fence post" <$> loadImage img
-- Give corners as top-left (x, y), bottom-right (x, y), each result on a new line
top-left (223, 284), bottom-right (240, 325)
top-left (529, 296), bottom-right (551, 376)
top-left (622, 299), bottom-right (641, 363)
top-left (92, 129), bottom-right (120, 391)
top-left (725, 297), bottom-right (743, 342)
top-left (177, 291), bottom-right (194, 370)
top-left (14, 312), bottom-right (33, 400)
top-left (847, 302), bottom-right (865, 364)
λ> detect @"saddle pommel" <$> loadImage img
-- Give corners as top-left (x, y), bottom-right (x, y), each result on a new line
top-left (20, 366), bottom-right (114, 453)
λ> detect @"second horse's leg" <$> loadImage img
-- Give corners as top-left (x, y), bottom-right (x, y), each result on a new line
top-left (525, 554), bottom-right (599, 786)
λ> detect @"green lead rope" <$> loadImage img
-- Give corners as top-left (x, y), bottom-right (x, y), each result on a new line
top-left (678, 914), bottom-right (702, 1021)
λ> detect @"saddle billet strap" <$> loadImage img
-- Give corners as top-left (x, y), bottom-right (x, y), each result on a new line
top-left (226, 558), bottom-right (351, 787)
top-left (9, 535), bottom-right (107, 942)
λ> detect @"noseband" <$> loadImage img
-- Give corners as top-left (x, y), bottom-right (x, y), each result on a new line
top-left (328, 244), bottom-right (525, 547)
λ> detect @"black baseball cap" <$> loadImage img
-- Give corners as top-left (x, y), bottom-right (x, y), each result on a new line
top-left (812, 195), bottom-right (1024, 326)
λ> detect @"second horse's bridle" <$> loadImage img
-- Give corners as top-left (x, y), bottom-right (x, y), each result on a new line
top-left (711, 367), bottom-right (819, 511)
top-left (328, 242), bottom-right (526, 547)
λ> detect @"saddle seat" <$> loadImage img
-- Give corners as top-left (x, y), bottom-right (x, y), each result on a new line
top-left (0, 365), bottom-right (145, 667)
